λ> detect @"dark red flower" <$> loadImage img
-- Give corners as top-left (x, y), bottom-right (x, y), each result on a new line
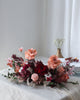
top-left (12, 54), bottom-right (24, 61)
top-left (65, 57), bottom-right (79, 63)
top-left (18, 64), bottom-right (31, 81)
top-left (65, 57), bottom-right (72, 61)
top-left (47, 77), bottom-right (52, 81)
top-left (20, 70), bottom-right (31, 81)
top-left (22, 64), bottom-right (30, 71)
top-left (34, 61), bottom-right (48, 76)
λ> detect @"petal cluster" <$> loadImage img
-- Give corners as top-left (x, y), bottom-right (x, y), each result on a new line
top-left (25, 48), bottom-right (37, 60)
top-left (48, 55), bottom-right (61, 69)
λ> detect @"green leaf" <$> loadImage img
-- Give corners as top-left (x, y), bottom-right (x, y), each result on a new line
top-left (17, 62), bottom-right (21, 67)
top-left (12, 61), bottom-right (15, 68)
top-left (48, 82), bottom-right (55, 86)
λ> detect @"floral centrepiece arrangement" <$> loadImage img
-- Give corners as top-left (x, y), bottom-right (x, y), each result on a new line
top-left (6, 48), bottom-right (79, 88)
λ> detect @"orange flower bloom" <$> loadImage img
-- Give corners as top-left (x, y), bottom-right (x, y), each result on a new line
top-left (7, 63), bottom-right (12, 67)
top-left (15, 66), bottom-right (20, 73)
top-left (48, 55), bottom-right (61, 69)
top-left (7, 58), bottom-right (13, 67)
top-left (25, 48), bottom-right (37, 60)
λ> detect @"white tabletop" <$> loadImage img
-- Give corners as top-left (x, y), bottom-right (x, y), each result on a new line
top-left (0, 57), bottom-right (80, 100)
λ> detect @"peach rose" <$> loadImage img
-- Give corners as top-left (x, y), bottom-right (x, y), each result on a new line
top-left (31, 73), bottom-right (39, 82)
top-left (25, 48), bottom-right (37, 60)
top-left (19, 47), bottom-right (23, 52)
top-left (48, 55), bottom-right (61, 69)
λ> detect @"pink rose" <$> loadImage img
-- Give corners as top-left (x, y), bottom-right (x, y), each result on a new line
top-left (31, 73), bottom-right (39, 82)
top-left (19, 47), bottom-right (23, 52)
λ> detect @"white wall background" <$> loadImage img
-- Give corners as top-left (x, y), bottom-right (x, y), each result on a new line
top-left (0, 0), bottom-right (44, 69)
top-left (41, 0), bottom-right (80, 58)
top-left (41, 0), bottom-right (65, 57)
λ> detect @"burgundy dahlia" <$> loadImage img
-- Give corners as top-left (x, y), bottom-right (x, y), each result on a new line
top-left (22, 64), bottom-right (30, 71)
top-left (12, 54), bottom-right (24, 61)
top-left (34, 61), bottom-right (48, 76)
top-left (18, 64), bottom-right (31, 81)
top-left (20, 70), bottom-right (31, 81)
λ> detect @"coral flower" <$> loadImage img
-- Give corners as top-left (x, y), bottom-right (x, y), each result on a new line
top-left (48, 55), bottom-right (61, 70)
top-left (19, 47), bottom-right (23, 52)
top-left (25, 48), bottom-right (37, 60)
top-left (31, 73), bottom-right (39, 82)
